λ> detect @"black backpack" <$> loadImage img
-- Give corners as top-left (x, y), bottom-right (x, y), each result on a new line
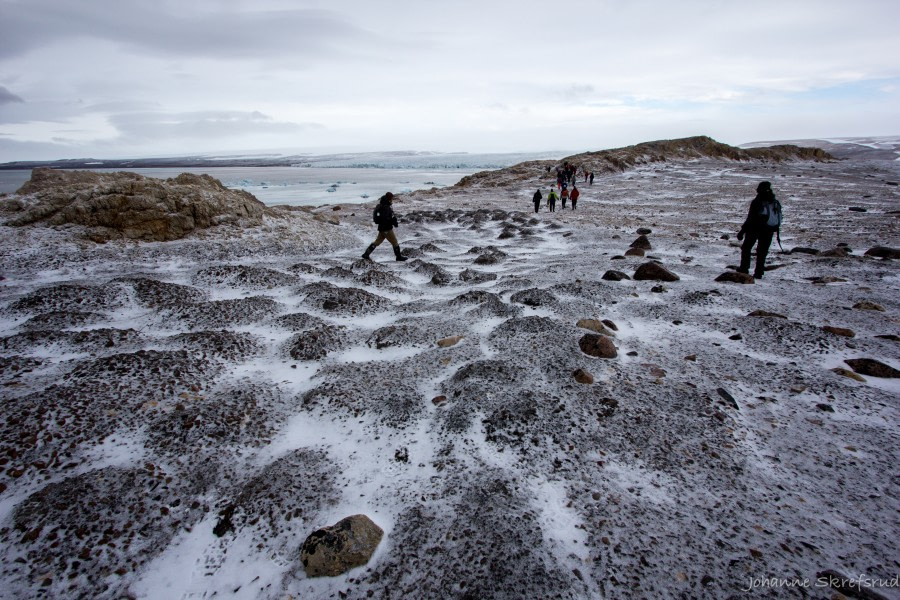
top-left (372, 206), bottom-right (381, 224)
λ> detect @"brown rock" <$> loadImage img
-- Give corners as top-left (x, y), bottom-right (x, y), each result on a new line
top-left (844, 358), bottom-right (900, 378)
top-left (602, 319), bottom-right (618, 331)
top-left (853, 301), bottom-right (885, 311)
top-left (432, 395), bottom-right (448, 406)
top-left (579, 334), bottom-right (617, 359)
top-left (715, 272), bottom-right (755, 284)
top-left (601, 270), bottom-right (630, 281)
top-left (624, 248), bottom-right (645, 257)
top-left (630, 235), bottom-right (652, 250)
top-left (437, 335), bottom-right (464, 347)
top-left (864, 246), bottom-right (900, 259)
top-left (576, 319), bottom-right (616, 336)
top-left (634, 262), bottom-right (679, 282)
top-left (822, 326), bottom-right (855, 338)
top-left (819, 247), bottom-right (849, 258)
top-left (300, 514), bottom-right (384, 577)
top-left (573, 369), bottom-right (594, 384)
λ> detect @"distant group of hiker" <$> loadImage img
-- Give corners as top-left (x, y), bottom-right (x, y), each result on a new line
top-left (362, 178), bottom-right (783, 281)
top-left (532, 185), bottom-right (579, 212)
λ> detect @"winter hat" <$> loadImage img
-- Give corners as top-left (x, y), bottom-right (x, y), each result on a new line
top-left (380, 192), bottom-right (394, 203)
top-left (757, 181), bottom-right (772, 193)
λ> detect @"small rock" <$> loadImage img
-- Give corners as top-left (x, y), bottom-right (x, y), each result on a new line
top-left (747, 310), bottom-right (786, 318)
top-left (630, 235), bottom-right (652, 250)
top-left (626, 351), bottom-right (638, 357)
top-left (300, 515), bottom-right (384, 577)
top-left (728, 333), bottom-right (742, 340)
top-left (864, 246), bottom-right (900, 259)
top-left (831, 367), bottom-right (865, 382)
top-left (816, 403), bottom-right (835, 412)
top-left (394, 447), bottom-right (409, 463)
top-left (432, 395), bottom-right (448, 406)
top-left (791, 247), bottom-right (820, 255)
top-left (848, 206), bottom-right (867, 212)
top-left (436, 335), bottom-right (464, 347)
top-left (684, 354), bottom-right (697, 361)
top-left (808, 276), bottom-right (847, 284)
top-left (579, 334), bottom-right (617, 359)
top-left (818, 247), bottom-right (849, 258)
top-left (634, 262), bottom-right (679, 282)
top-left (601, 270), bottom-right (630, 281)
top-left (602, 319), bottom-right (618, 331)
top-left (650, 285), bottom-right (667, 293)
top-left (624, 247), bottom-right (645, 257)
top-left (853, 301), bottom-right (885, 311)
top-left (573, 368), bottom-right (594, 384)
top-left (844, 358), bottom-right (900, 378)
top-left (715, 272), bottom-right (755, 284)
top-left (720, 234), bottom-right (730, 240)
top-left (576, 319), bottom-right (616, 336)
top-left (790, 385), bottom-right (807, 393)
top-left (636, 227), bottom-right (652, 235)
top-left (716, 388), bottom-right (739, 410)
top-left (822, 326), bottom-right (855, 338)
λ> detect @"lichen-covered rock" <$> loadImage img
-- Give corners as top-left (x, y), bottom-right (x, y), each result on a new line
top-left (6, 168), bottom-right (266, 241)
top-left (822, 326), bottom-right (855, 338)
top-left (300, 514), bottom-right (384, 577)
top-left (576, 318), bottom-right (616, 336)
top-left (193, 264), bottom-right (299, 290)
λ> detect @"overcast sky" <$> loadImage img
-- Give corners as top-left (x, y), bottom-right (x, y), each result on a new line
top-left (0, 0), bottom-right (898, 161)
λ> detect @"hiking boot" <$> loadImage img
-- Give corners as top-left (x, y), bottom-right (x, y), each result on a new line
top-left (753, 271), bottom-right (764, 279)
top-left (361, 243), bottom-right (376, 260)
top-left (393, 246), bottom-right (408, 262)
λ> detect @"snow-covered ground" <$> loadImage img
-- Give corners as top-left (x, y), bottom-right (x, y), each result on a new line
top-left (0, 154), bottom-right (898, 599)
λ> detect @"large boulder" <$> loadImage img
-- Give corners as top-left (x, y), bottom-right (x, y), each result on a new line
top-left (300, 514), bottom-right (384, 577)
top-left (3, 168), bottom-right (267, 242)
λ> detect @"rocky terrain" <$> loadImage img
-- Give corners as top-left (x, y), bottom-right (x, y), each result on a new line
top-left (0, 137), bottom-right (897, 599)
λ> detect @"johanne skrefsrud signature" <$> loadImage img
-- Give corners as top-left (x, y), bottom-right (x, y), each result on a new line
top-left (741, 573), bottom-right (899, 592)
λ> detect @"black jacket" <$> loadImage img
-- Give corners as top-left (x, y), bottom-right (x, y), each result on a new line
top-left (533, 190), bottom-right (542, 203)
top-left (374, 203), bottom-right (399, 232)
top-left (740, 190), bottom-right (780, 235)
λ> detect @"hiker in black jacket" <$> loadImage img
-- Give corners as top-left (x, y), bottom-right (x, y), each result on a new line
top-left (737, 181), bottom-right (782, 279)
top-left (533, 189), bottom-right (542, 213)
top-left (362, 192), bottom-right (408, 261)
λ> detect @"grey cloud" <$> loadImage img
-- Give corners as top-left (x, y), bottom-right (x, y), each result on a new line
top-left (107, 110), bottom-right (323, 141)
top-left (0, 1), bottom-right (377, 61)
top-left (0, 85), bottom-right (24, 104)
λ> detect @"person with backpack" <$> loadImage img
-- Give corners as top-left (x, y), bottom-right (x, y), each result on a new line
top-left (560, 186), bottom-right (569, 209)
top-left (547, 188), bottom-right (559, 212)
top-left (737, 181), bottom-right (782, 278)
top-left (362, 192), bottom-right (408, 261)
top-left (570, 185), bottom-right (580, 210)
top-left (532, 189), bottom-right (542, 213)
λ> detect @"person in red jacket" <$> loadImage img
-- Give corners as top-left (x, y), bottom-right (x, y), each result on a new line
top-left (560, 186), bottom-right (569, 209)
top-left (570, 186), bottom-right (580, 210)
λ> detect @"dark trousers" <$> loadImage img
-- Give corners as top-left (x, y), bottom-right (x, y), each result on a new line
top-left (533, 202), bottom-right (540, 213)
top-left (740, 229), bottom-right (774, 276)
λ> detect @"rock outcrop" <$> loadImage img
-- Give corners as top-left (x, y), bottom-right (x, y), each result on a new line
top-left (2, 168), bottom-right (267, 242)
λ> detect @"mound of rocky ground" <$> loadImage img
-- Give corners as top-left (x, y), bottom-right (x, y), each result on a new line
top-left (0, 168), bottom-right (268, 242)
top-left (453, 135), bottom-right (835, 190)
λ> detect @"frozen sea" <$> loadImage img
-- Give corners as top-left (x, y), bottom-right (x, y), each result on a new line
top-left (0, 151), bottom-right (563, 206)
